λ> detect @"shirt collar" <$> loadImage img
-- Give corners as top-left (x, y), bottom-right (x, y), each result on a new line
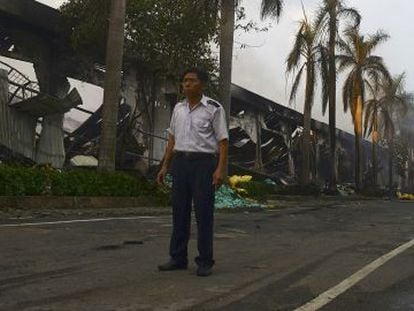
top-left (184, 94), bottom-right (208, 108)
top-left (200, 95), bottom-right (208, 107)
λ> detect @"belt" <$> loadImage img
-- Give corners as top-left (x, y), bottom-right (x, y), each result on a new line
top-left (174, 151), bottom-right (216, 160)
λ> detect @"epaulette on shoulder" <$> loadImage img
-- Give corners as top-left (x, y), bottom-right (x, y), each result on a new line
top-left (207, 99), bottom-right (220, 108)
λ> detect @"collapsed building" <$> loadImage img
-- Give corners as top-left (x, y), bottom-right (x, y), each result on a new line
top-left (0, 0), bottom-right (82, 167)
top-left (0, 0), bottom-right (407, 190)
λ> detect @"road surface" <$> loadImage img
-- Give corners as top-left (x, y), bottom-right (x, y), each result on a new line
top-left (1, 198), bottom-right (413, 310)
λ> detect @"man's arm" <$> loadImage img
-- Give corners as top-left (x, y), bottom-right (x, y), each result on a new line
top-left (212, 139), bottom-right (228, 188)
top-left (156, 134), bottom-right (175, 185)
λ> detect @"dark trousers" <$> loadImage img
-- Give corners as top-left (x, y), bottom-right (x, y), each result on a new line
top-left (169, 154), bottom-right (216, 267)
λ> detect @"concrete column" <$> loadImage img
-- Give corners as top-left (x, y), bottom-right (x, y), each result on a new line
top-left (33, 44), bottom-right (69, 168)
top-left (0, 69), bottom-right (37, 160)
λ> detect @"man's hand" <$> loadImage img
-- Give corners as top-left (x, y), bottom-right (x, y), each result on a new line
top-left (157, 135), bottom-right (175, 186)
top-left (156, 166), bottom-right (168, 186)
top-left (212, 167), bottom-right (225, 189)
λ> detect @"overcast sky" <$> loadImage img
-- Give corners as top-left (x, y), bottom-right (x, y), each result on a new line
top-left (33, 0), bottom-right (414, 133)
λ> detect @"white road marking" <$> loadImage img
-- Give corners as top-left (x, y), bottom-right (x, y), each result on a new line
top-left (0, 216), bottom-right (157, 228)
top-left (294, 238), bottom-right (414, 311)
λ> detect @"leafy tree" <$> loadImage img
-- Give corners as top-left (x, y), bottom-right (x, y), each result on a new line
top-left (61, 0), bottom-right (220, 84)
top-left (61, 0), bottom-right (282, 170)
top-left (60, 0), bottom-right (111, 77)
top-left (125, 0), bottom-right (221, 165)
top-left (61, 0), bottom-right (220, 166)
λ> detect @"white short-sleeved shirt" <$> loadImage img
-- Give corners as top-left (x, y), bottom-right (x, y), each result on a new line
top-left (168, 95), bottom-right (228, 154)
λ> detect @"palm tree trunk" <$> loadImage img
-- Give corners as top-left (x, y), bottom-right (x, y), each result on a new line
top-left (328, 6), bottom-right (338, 190)
top-left (98, 0), bottom-right (126, 172)
top-left (255, 112), bottom-right (263, 170)
top-left (219, 0), bottom-right (235, 177)
top-left (354, 94), bottom-right (363, 192)
top-left (409, 148), bottom-right (414, 191)
top-left (388, 134), bottom-right (394, 198)
top-left (302, 66), bottom-right (313, 185)
top-left (283, 125), bottom-right (295, 177)
top-left (314, 135), bottom-right (320, 180)
top-left (372, 113), bottom-right (378, 186)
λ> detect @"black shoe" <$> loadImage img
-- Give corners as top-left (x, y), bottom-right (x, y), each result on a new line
top-left (196, 265), bottom-right (212, 277)
top-left (158, 260), bottom-right (188, 271)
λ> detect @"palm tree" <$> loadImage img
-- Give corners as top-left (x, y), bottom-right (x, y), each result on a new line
top-left (315, 0), bottom-right (360, 190)
top-left (98, 0), bottom-right (126, 171)
top-left (337, 27), bottom-right (390, 191)
top-left (374, 74), bottom-right (412, 195)
top-left (286, 12), bottom-right (322, 184)
top-left (364, 81), bottom-right (383, 186)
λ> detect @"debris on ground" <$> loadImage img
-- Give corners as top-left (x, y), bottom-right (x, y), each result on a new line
top-left (228, 175), bottom-right (253, 187)
top-left (397, 191), bottom-right (414, 200)
top-left (164, 174), bottom-right (262, 209)
top-left (228, 175), bottom-right (253, 195)
top-left (215, 184), bottom-right (263, 209)
top-left (264, 178), bottom-right (277, 186)
top-left (336, 183), bottom-right (356, 196)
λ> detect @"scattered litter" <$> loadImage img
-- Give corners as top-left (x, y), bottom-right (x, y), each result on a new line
top-left (69, 155), bottom-right (98, 167)
top-left (397, 191), bottom-right (414, 200)
top-left (215, 184), bottom-right (263, 209)
top-left (337, 183), bottom-right (355, 196)
top-left (228, 175), bottom-right (252, 188)
top-left (264, 178), bottom-right (277, 186)
top-left (228, 175), bottom-right (253, 195)
top-left (164, 174), bottom-right (262, 209)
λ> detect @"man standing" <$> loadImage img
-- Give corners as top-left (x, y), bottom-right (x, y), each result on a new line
top-left (156, 68), bottom-right (228, 277)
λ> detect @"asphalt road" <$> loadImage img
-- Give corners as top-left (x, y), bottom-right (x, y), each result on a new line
top-left (1, 198), bottom-right (414, 310)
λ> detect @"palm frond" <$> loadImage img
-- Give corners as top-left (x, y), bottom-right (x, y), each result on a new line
top-left (363, 103), bottom-right (375, 137)
top-left (336, 54), bottom-right (354, 72)
top-left (260, 0), bottom-right (284, 21)
top-left (366, 30), bottom-right (389, 52)
top-left (342, 70), bottom-right (355, 114)
top-left (287, 22), bottom-right (305, 72)
top-left (337, 7), bottom-right (361, 27)
top-left (313, 4), bottom-right (329, 30)
top-left (365, 79), bottom-right (380, 98)
top-left (289, 64), bottom-right (305, 104)
top-left (336, 36), bottom-right (353, 56)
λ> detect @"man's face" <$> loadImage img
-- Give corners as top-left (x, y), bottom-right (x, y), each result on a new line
top-left (182, 72), bottom-right (205, 97)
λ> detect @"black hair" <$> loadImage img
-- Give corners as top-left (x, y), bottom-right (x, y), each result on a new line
top-left (182, 67), bottom-right (209, 84)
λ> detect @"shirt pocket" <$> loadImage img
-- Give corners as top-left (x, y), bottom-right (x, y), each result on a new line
top-left (195, 120), bottom-right (211, 133)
